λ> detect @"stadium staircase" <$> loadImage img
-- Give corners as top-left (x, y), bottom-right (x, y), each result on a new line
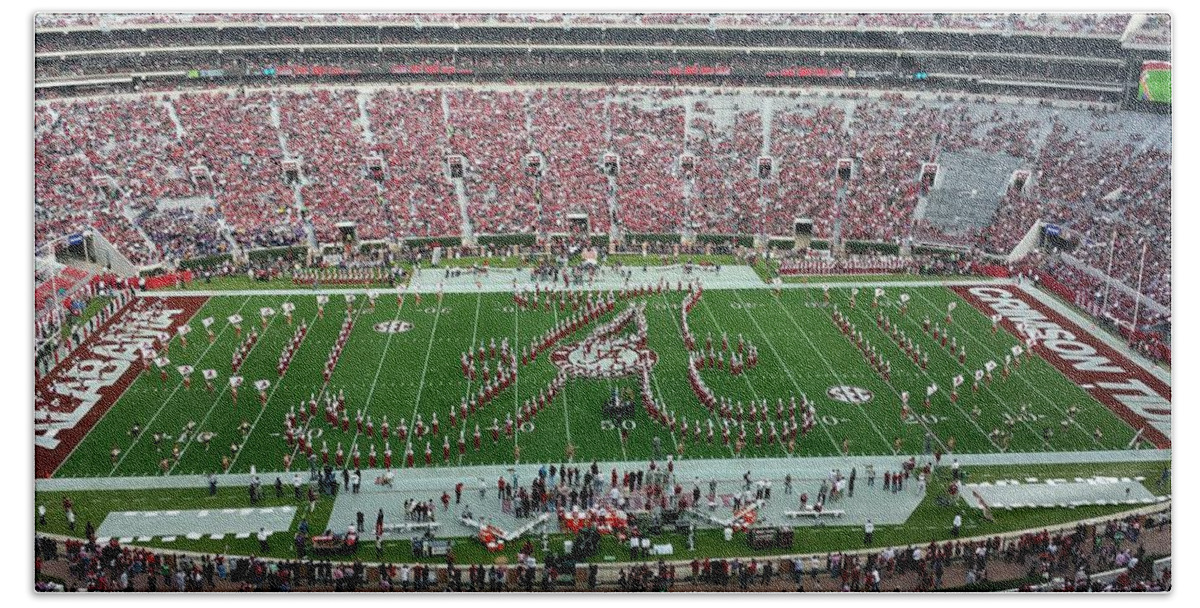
top-left (162, 98), bottom-right (186, 139)
top-left (121, 204), bottom-right (160, 268)
top-left (453, 179), bottom-right (474, 242)
top-left (87, 229), bottom-right (138, 277)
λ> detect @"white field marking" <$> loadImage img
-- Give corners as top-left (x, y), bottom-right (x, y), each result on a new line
top-left (738, 289), bottom-right (890, 457)
top-left (396, 296), bottom-right (445, 458)
top-left (885, 290), bottom-right (1050, 451)
top-left (512, 296), bottom-right (521, 459)
top-left (278, 300), bottom-right (366, 469)
top-left (653, 290), bottom-right (738, 458)
top-left (177, 295), bottom-right (301, 474)
top-left (225, 304), bottom-right (314, 472)
top-left (648, 368), bottom-right (679, 454)
top-left (461, 290), bottom-right (484, 407)
top-left (108, 296), bottom-right (254, 475)
top-left (909, 288), bottom-right (1118, 450)
top-left (886, 290), bottom-right (1049, 451)
top-left (696, 293), bottom-right (815, 458)
top-left (828, 289), bottom-right (996, 453)
top-left (350, 296), bottom-right (415, 458)
top-left (549, 303), bottom-right (572, 449)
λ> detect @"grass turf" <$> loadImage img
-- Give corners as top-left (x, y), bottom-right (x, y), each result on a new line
top-left (56, 284), bottom-right (1141, 479)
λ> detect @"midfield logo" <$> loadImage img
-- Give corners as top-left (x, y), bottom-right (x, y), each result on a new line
top-left (826, 385), bottom-right (874, 404)
top-left (373, 321), bottom-right (413, 334)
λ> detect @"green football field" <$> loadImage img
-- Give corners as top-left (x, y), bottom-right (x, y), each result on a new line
top-left (54, 284), bottom-right (1141, 479)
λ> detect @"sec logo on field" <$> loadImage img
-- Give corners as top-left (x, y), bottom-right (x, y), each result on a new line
top-left (826, 385), bottom-right (874, 404)
top-left (374, 321), bottom-right (413, 334)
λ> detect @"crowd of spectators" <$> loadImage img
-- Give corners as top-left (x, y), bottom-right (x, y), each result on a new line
top-left (368, 88), bottom-right (461, 238)
top-left (173, 91), bottom-right (304, 249)
top-left (35, 84), bottom-right (1170, 308)
top-left (612, 93), bottom-right (686, 233)
top-left (982, 115), bottom-right (1170, 309)
top-left (35, 13), bottom-right (1136, 37)
top-left (277, 89), bottom-right (387, 242)
top-left (135, 206), bottom-right (229, 260)
top-left (34, 508), bottom-right (1169, 592)
top-left (527, 88), bottom-right (611, 234)
top-left (446, 89), bottom-right (536, 235)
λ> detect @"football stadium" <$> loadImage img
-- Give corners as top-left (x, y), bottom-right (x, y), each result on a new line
top-left (33, 11), bottom-right (1171, 593)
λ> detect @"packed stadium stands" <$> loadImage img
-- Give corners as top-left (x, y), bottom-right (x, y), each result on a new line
top-left (34, 84), bottom-right (1171, 311)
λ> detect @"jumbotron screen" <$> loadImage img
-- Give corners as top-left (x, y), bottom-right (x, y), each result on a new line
top-left (1139, 60), bottom-right (1172, 104)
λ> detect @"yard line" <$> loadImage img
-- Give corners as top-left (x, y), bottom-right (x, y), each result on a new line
top-left (648, 370), bottom-right (679, 454)
top-left (696, 292), bottom-right (822, 458)
top-left (226, 307), bottom-right (320, 473)
top-left (829, 289), bottom-right (999, 452)
top-left (654, 291), bottom-right (737, 458)
top-left (511, 295), bottom-right (521, 460)
top-left (549, 302), bottom-right (572, 451)
top-left (873, 292), bottom-right (1051, 451)
top-left (351, 294), bottom-right (418, 458)
top-left (731, 289), bottom-right (892, 456)
top-left (109, 296), bottom-right (253, 475)
top-left (174, 296), bottom-right (299, 474)
top-left (908, 289), bottom-right (1112, 449)
top-left (460, 290), bottom-right (484, 403)
top-left (237, 297), bottom-right (360, 472)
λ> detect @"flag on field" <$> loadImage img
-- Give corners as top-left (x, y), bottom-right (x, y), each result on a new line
top-left (229, 376), bottom-right (243, 388)
top-left (281, 302), bottom-right (295, 313)
top-left (926, 383), bottom-right (938, 397)
top-left (1011, 345), bottom-right (1023, 357)
top-left (260, 307), bottom-right (276, 317)
top-left (317, 295), bottom-right (330, 305)
top-left (344, 294), bottom-right (357, 303)
top-left (203, 369), bottom-right (218, 380)
top-left (984, 359), bottom-right (998, 372)
top-left (899, 293), bottom-right (910, 303)
top-left (947, 302), bottom-right (957, 312)
top-left (254, 379), bottom-right (271, 391)
top-left (154, 357), bottom-right (170, 368)
top-left (177, 325), bottom-right (191, 335)
top-left (974, 369), bottom-right (984, 381)
top-left (952, 375), bottom-right (964, 388)
top-left (228, 314), bottom-right (243, 325)
top-left (874, 288), bottom-right (885, 298)
top-left (201, 317), bottom-right (214, 328)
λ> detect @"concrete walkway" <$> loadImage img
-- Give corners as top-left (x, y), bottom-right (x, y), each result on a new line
top-left (36, 448), bottom-right (1170, 493)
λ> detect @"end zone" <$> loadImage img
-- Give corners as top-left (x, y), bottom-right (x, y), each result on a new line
top-left (953, 285), bottom-right (1170, 449)
top-left (35, 296), bottom-right (208, 478)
